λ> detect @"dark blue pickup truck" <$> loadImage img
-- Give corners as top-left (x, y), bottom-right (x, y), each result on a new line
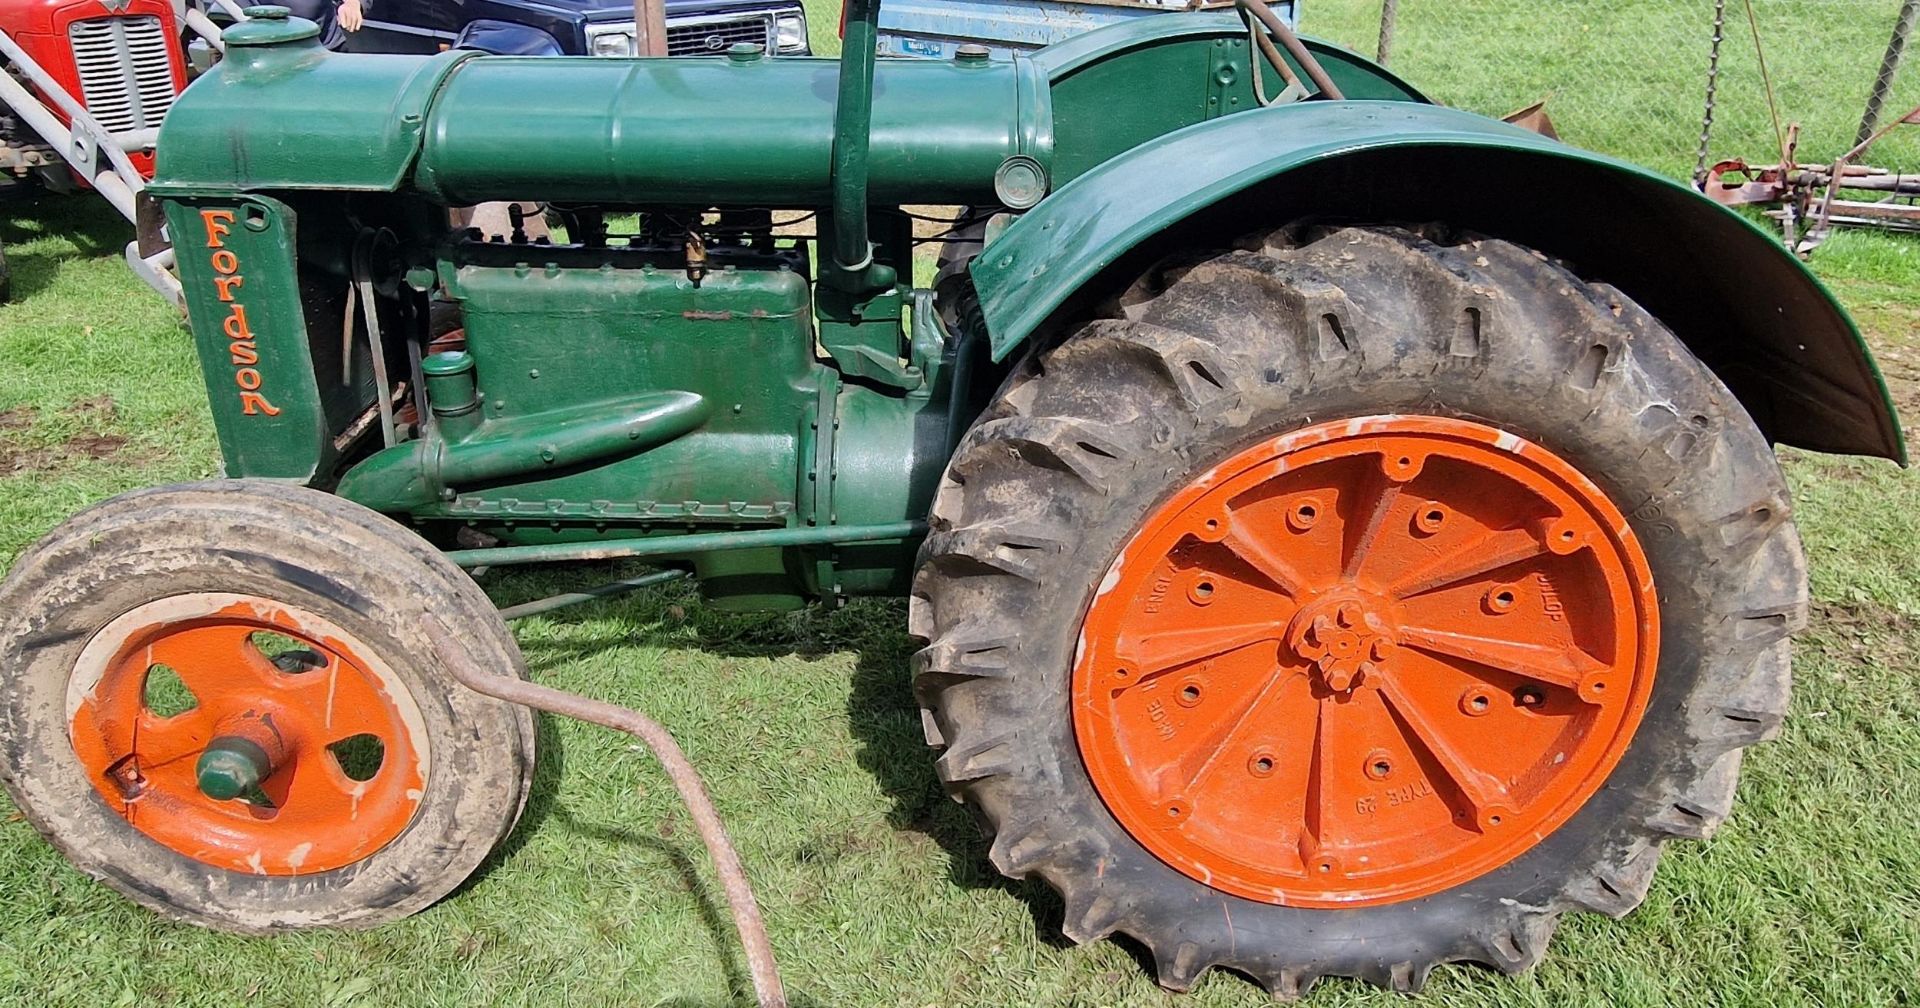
top-left (345, 0), bottom-right (811, 58)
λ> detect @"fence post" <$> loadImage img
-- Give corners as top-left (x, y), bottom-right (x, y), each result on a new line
top-left (1856, 0), bottom-right (1919, 149)
top-left (1377, 0), bottom-right (1400, 65)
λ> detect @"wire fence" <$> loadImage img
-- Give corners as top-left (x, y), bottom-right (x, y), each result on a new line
top-left (1297, 0), bottom-right (1920, 181)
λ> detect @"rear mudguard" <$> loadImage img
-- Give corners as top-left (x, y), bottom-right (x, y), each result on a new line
top-left (1031, 14), bottom-right (1430, 105)
top-left (970, 101), bottom-right (1903, 462)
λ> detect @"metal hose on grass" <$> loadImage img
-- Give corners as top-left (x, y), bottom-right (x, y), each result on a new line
top-left (426, 622), bottom-right (788, 1008)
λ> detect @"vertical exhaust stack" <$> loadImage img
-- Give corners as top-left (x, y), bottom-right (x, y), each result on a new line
top-left (826, 0), bottom-right (894, 293)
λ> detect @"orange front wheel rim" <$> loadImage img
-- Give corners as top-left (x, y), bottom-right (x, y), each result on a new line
top-left (67, 593), bottom-right (428, 875)
top-left (1073, 416), bottom-right (1659, 907)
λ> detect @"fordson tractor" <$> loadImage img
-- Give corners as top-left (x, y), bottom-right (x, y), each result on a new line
top-left (0, 0), bottom-right (1903, 997)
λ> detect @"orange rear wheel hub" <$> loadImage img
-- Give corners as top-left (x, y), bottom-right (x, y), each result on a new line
top-left (67, 593), bottom-right (427, 876)
top-left (1073, 416), bottom-right (1659, 906)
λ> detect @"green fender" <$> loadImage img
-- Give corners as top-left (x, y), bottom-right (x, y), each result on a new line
top-left (1031, 13), bottom-right (1430, 104)
top-left (970, 100), bottom-right (1904, 462)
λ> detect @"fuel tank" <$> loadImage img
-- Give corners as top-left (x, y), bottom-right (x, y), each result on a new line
top-left (151, 14), bottom-right (1052, 207)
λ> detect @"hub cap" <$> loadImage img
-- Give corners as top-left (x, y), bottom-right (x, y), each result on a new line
top-left (67, 594), bottom-right (428, 875)
top-left (1073, 416), bottom-right (1658, 906)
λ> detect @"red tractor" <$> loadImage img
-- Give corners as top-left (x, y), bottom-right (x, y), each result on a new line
top-left (0, 0), bottom-right (229, 301)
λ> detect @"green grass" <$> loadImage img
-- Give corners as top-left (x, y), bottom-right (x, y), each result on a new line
top-left (5, 4), bottom-right (1920, 1004)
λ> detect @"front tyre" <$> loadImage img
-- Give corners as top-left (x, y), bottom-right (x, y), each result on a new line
top-left (0, 481), bottom-right (537, 933)
top-left (910, 226), bottom-right (1806, 993)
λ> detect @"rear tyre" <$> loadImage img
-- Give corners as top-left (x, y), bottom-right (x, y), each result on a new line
top-left (910, 226), bottom-right (1806, 993)
top-left (0, 480), bottom-right (537, 933)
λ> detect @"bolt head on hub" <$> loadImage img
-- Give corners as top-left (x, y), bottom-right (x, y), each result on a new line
top-left (195, 736), bottom-right (274, 801)
top-left (1289, 595), bottom-right (1394, 693)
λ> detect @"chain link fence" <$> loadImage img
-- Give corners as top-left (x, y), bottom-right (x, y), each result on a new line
top-left (1298, 0), bottom-right (1920, 181)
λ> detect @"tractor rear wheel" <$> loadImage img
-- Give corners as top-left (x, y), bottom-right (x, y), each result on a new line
top-left (0, 481), bottom-right (536, 933)
top-left (911, 226), bottom-right (1806, 993)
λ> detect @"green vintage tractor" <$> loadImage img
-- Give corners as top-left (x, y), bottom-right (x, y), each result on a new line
top-left (0, 0), bottom-right (1903, 995)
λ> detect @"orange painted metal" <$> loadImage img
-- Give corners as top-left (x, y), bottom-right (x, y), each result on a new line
top-left (1073, 416), bottom-right (1659, 907)
top-left (69, 597), bottom-right (424, 875)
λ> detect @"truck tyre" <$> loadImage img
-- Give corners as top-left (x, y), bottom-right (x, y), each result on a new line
top-left (910, 225), bottom-right (1806, 993)
top-left (0, 481), bottom-right (537, 933)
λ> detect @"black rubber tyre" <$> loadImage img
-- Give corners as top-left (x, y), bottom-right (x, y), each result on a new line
top-left (932, 205), bottom-right (995, 334)
top-left (0, 480), bottom-right (537, 933)
top-left (910, 226), bottom-right (1807, 994)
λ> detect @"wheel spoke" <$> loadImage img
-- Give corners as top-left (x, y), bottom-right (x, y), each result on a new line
top-left (1388, 526), bottom-right (1549, 599)
top-left (1302, 701), bottom-right (1332, 855)
top-left (1218, 519), bottom-right (1311, 597)
top-left (143, 625), bottom-right (282, 698)
top-left (1113, 622), bottom-right (1286, 688)
top-left (1341, 470), bottom-right (1401, 581)
top-left (128, 711), bottom-right (217, 772)
top-left (1166, 664), bottom-right (1310, 796)
top-left (277, 659), bottom-right (403, 737)
top-left (1376, 678), bottom-right (1513, 828)
top-left (1399, 625), bottom-right (1606, 698)
top-left (264, 748), bottom-right (359, 823)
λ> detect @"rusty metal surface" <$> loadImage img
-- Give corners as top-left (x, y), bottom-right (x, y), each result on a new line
top-left (1700, 103), bottom-right (1920, 251)
top-left (427, 622), bottom-right (788, 1008)
top-left (1808, 102), bottom-right (1920, 250)
top-left (1501, 100), bottom-right (1560, 140)
top-left (1236, 0), bottom-right (1343, 100)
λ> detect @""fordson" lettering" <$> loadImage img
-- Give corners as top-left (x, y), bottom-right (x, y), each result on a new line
top-left (201, 209), bottom-right (281, 417)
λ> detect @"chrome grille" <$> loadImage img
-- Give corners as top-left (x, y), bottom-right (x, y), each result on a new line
top-left (67, 15), bottom-right (176, 134)
top-left (665, 14), bottom-right (772, 56)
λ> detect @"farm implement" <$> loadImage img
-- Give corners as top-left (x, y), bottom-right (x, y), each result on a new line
top-left (0, 0), bottom-right (1904, 1000)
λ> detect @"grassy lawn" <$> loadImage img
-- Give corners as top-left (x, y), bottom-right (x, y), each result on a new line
top-left (5, 3), bottom-right (1920, 1005)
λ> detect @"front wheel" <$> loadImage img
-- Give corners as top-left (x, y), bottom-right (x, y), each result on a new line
top-left (911, 226), bottom-right (1807, 993)
top-left (0, 481), bottom-right (537, 932)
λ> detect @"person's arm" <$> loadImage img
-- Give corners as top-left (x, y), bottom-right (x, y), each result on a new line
top-left (337, 0), bottom-right (363, 31)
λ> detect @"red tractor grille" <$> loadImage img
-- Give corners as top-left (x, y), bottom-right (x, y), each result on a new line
top-left (67, 15), bottom-right (176, 134)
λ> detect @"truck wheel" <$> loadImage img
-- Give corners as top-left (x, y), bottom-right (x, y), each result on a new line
top-left (0, 481), bottom-right (537, 933)
top-left (911, 226), bottom-right (1806, 993)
